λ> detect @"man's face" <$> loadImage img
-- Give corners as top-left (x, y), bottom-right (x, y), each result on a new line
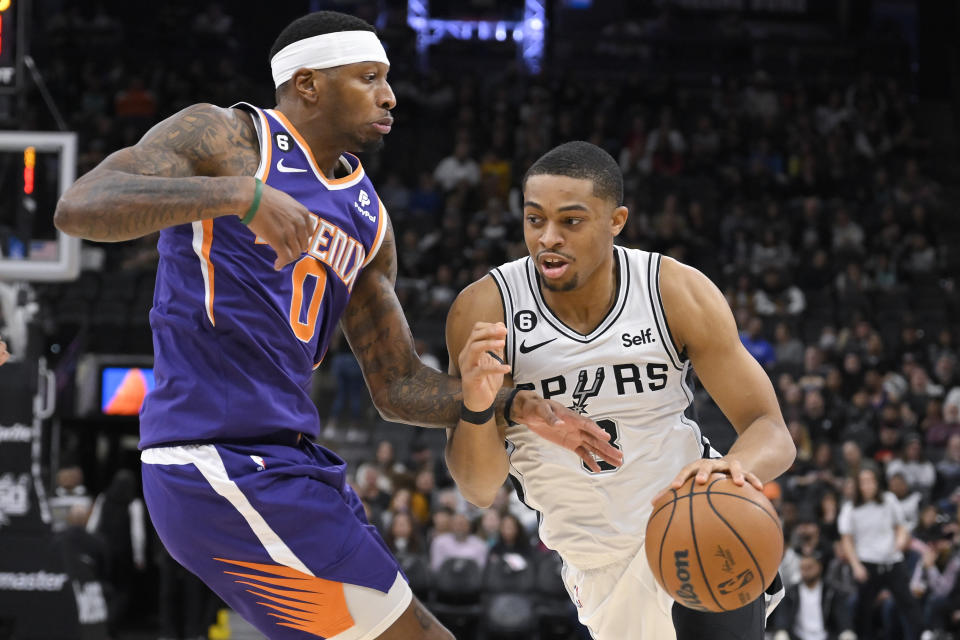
top-left (796, 522), bottom-right (818, 544)
top-left (317, 62), bottom-right (395, 153)
top-left (522, 174), bottom-right (625, 293)
top-left (842, 441), bottom-right (861, 464)
top-left (799, 556), bottom-right (821, 583)
top-left (452, 513), bottom-right (471, 538)
top-left (804, 391), bottom-right (824, 416)
top-left (433, 511), bottom-right (451, 532)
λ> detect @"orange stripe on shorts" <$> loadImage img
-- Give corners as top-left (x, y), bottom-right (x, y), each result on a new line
top-left (214, 557), bottom-right (355, 638)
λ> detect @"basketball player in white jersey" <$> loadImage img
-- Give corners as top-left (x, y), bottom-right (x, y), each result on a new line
top-left (448, 141), bottom-right (796, 639)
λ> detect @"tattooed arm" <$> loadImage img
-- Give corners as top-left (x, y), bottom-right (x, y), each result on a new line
top-left (342, 218), bottom-right (526, 427)
top-left (340, 221), bottom-right (573, 428)
top-left (341, 219), bottom-right (552, 427)
top-left (54, 103), bottom-right (313, 269)
top-left (340, 217), bottom-right (464, 427)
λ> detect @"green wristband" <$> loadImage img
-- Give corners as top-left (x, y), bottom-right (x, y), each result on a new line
top-left (241, 178), bottom-right (263, 226)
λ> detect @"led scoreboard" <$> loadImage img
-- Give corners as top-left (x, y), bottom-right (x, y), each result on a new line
top-left (0, 132), bottom-right (79, 281)
top-left (0, 0), bottom-right (18, 92)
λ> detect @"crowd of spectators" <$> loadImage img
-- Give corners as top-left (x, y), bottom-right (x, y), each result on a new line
top-left (336, 17), bottom-right (960, 638)
top-left (18, 1), bottom-right (960, 639)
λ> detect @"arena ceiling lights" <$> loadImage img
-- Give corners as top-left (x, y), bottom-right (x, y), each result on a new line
top-left (406, 0), bottom-right (546, 73)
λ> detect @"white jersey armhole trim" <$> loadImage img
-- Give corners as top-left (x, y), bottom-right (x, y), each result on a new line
top-left (362, 202), bottom-right (389, 268)
top-left (230, 102), bottom-right (270, 181)
top-left (676, 360), bottom-right (713, 458)
top-left (489, 267), bottom-right (515, 368)
top-left (647, 252), bottom-right (684, 370)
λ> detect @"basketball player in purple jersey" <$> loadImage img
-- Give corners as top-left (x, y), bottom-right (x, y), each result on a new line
top-left (54, 12), bottom-right (621, 640)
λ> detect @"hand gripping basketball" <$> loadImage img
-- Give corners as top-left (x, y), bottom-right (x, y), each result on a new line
top-left (645, 474), bottom-right (782, 613)
top-left (656, 457), bottom-right (764, 504)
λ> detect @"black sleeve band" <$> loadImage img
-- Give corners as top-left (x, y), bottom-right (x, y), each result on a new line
top-left (460, 400), bottom-right (495, 425)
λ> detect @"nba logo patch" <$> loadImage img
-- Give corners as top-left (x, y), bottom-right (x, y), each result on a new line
top-left (250, 455), bottom-right (266, 471)
top-left (574, 584), bottom-right (583, 608)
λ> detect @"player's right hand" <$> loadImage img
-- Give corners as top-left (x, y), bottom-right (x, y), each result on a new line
top-left (0, 340), bottom-right (8, 366)
top-left (244, 182), bottom-right (315, 270)
top-left (458, 322), bottom-right (512, 414)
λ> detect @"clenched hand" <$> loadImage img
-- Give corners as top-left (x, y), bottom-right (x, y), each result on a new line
top-left (245, 181), bottom-right (315, 270)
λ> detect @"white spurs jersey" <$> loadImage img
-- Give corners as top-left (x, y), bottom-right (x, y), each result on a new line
top-left (490, 246), bottom-right (718, 570)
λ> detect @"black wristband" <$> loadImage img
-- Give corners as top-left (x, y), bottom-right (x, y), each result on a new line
top-left (503, 387), bottom-right (522, 426)
top-left (460, 400), bottom-right (495, 425)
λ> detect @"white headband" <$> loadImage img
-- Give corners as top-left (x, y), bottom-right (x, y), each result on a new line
top-left (270, 31), bottom-right (389, 88)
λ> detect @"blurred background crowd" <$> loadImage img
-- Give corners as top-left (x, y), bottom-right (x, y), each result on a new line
top-left (2, 0), bottom-right (959, 639)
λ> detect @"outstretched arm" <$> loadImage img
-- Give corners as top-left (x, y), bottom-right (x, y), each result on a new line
top-left (54, 103), bottom-right (313, 269)
top-left (658, 257), bottom-right (795, 493)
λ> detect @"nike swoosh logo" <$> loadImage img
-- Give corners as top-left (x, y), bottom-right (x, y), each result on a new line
top-left (518, 338), bottom-right (557, 354)
top-left (276, 158), bottom-right (308, 173)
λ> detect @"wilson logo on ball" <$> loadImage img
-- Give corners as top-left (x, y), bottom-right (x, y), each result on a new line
top-left (673, 550), bottom-right (703, 609)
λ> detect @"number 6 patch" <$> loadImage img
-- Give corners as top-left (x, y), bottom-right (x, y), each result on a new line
top-left (274, 133), bottom-right (291, 152)
top-left (514, 310), bottom-right (537, 332)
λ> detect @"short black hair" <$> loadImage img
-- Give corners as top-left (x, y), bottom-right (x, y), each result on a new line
top-left (523, 141), bottom-right (623, 205)
top-left (269, 11), bottom-right (377, 62)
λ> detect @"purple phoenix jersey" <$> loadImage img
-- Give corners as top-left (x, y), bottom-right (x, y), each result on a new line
top-left (140, 103), bottom-right (388, 449)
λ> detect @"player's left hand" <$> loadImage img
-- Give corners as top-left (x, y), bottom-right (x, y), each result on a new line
top-left (511, 391), bottom-right (623, 472)
top-left (459, 322), bottom-right (512, 412)
top-left (0, 340), bottom-right (9, 366)
top-left (652, 457), bottom-right (763, 505)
